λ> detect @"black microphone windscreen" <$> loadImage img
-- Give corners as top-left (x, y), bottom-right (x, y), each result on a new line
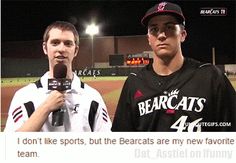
top-left (53, 63), bottom-right (67, 79)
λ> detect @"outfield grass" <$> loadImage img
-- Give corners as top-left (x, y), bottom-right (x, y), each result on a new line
top-left (231, 81), bottom-right (236, 89)
top-left (228, 76), bottom-right (236, 90)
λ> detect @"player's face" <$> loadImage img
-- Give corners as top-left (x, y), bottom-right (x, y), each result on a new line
top-left (43, 28), bottom-right (78, 73)
top-left (147, 15), bottom-right (186, 59)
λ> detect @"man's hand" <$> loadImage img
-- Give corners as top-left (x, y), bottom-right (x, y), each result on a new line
top-left (43, 90), bottom-right (65, 113)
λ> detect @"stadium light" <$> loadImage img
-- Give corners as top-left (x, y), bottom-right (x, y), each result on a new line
top-left (86, 23), bottom-right (99, 68)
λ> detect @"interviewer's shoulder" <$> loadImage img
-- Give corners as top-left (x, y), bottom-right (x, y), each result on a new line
top-left (83, 83), bottom-right (101, 96)
top-left (12, 83), bottom-right (38, 101)
top-left (14, 83), bottom-right (37, 94)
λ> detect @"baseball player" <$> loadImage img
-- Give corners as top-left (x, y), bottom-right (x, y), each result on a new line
top-left (112, 2), bottom-right (236, 132)
top-left (4, 21), bottom-right (112, 132)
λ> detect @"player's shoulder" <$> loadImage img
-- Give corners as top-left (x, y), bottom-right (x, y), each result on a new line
top-left (191, 58), bottom-right (222, 74)
top-left (186, 57), bottom-right (212, 68)
top-left (125, 63), bottom-right (152, 81)
top-left (186, 58), bottom-right (225, 78)
top-left (184, 57), bottom-right (205, 68)
top-left (125, 71), bottom-right (141, 82)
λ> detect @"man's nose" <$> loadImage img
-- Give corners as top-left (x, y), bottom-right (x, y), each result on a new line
top-left (58, 43), bottom-right (66, 51)
top-left (157, 31), bottom-right (167, 41)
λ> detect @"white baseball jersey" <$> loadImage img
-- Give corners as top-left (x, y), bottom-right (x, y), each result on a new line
top-left (4, 72), bottom-right (112, 132)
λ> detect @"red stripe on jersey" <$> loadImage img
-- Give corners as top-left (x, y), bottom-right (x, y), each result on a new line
top-left (102, 112), bottom-right (108, 118)
top-left (12, 106), bottom-right (22, 116)
top-left (102, 108), bottom-right (107, 114)
top-left (13, 110), bottom-right (23, 120)
top-left (103, 117), bottom-right (108, 122)
top-left (14, 114), bottom-right (23, 123)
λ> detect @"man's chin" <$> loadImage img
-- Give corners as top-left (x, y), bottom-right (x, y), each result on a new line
top-left (155, 52), bottom-right (175, 61)
top-left (156, 51), bottom-right (171, 58)
top-left (55, 60), bottom-right (66, 64)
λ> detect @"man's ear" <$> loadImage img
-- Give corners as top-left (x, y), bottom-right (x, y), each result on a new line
top-left (147, 34), bottom-right (151, 45)
top-left (74, 45), bottom-right (79, 57)
top-left (180, 30), bottom-right (187, 42)
top-left (42, 42), bottom-right (48, 55)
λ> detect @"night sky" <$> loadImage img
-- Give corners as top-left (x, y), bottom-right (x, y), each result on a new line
top-left (2, 0), bottom-right (236, 63)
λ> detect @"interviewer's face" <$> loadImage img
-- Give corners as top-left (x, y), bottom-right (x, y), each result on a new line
top-left (43, 28), bottom-right (78, 72)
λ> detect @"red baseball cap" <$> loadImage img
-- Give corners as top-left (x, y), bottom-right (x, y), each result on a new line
top-left (141, 1), bottom-right (185, 27)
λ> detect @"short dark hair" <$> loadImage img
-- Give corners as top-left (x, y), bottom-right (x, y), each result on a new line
top-left (43, 21), bottom-right (79, 45)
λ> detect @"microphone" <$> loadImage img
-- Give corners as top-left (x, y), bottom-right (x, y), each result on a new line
top-left (48, 63), bottom-right (71, 126)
